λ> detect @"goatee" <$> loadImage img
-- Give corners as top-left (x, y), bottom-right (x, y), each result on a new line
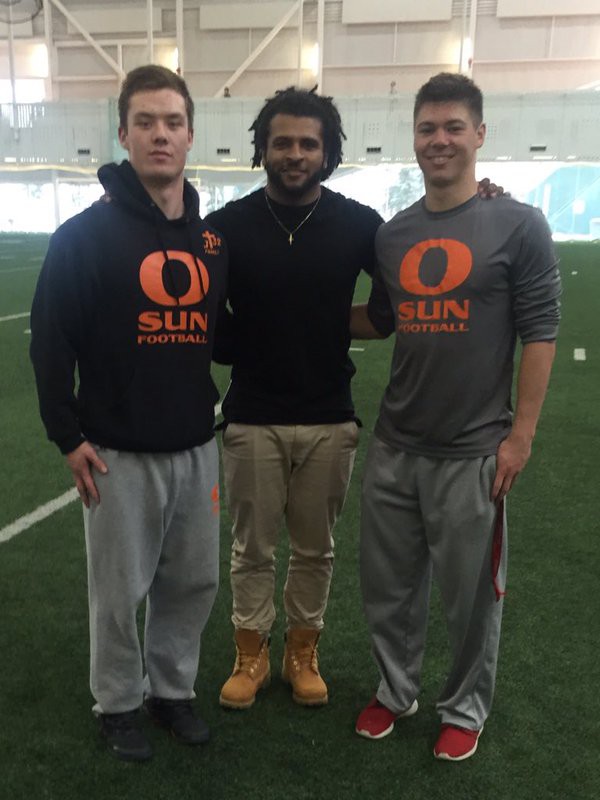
top-left (264, 164), bottom-right (323, 202)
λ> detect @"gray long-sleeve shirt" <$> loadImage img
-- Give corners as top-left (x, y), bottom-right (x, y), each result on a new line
top-left (367, 195), bottom-right (561, 458)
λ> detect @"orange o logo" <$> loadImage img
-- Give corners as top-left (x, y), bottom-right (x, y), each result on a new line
top-left (399, 239), bottom-right (472, 296)
top-left (139, 250), bottom-right (210, 306)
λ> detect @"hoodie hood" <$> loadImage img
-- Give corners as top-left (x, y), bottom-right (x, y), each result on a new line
top-left (97, 160), bottom-right (200, 223)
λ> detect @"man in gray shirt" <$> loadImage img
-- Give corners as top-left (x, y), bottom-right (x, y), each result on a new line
top-left (350, 72), bottom-right (561, 761)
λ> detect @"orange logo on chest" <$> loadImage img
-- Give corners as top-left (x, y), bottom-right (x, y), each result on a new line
top-left (137, 250), bottom-right (211, 345)
top-left (397, 238), bottom-right (472, 334)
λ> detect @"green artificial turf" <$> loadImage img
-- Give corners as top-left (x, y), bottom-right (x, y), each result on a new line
top-left (0, 238), bottom-right (598, 800)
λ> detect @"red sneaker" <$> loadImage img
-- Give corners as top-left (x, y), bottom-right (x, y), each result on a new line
top-left (433, 724), bottom-right (482, 761)
top-left (355, 696), bottom-right (418, 740)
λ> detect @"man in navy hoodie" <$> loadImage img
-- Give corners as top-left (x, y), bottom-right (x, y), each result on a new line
top-left (30, 65), bottom-right (228, 761)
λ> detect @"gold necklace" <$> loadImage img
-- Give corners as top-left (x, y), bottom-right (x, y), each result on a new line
top-left (264, 190), bottom-right (321, 245)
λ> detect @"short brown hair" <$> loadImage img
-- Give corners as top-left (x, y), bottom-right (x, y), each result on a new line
top-left (118, 64), bottom-right (194, 131)
top-left (414, 72), bottom-right (483, 127)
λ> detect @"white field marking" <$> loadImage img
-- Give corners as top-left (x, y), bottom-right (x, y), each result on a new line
top-left (0, 265), bottom-right (41, 274)
top-left (0, 255), bottom-right (12, 260)
top-left (0, 488), bottom-right (79, 544)
top-left (0, 312), bottom-right (29, 323)
top-left (574, 348), bottom-right (586, 361)
top-left (571, 270), bottom-right (578, 275)
top-left (24, 329), bottom-right (31, 334)
top-left (349, 347), bottom-right (365, 352)
top-left (0, 401), bottom-right (225, 545)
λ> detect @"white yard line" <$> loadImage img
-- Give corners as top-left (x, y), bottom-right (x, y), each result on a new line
top-left (1, 402), bottom-right (225, 545)
top-left (0, 266), bottom-right (41, 274)
top-left (0, 312), bottom-right (29, 323)
top-left (349, 347), bottom-right (365, 352)
top-left (0, 488), bottom-right (78, 544)
top-left (574, 348), bottom-right (586, 361)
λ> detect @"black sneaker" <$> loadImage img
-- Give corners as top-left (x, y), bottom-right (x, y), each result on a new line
top-left (97, 710), bottom-right (153, 762)
top-left (144, 697), bottom-right (210, 745)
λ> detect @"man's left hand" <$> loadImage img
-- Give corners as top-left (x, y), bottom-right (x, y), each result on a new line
top-left (492, 432), bottom-right (532, 502)
top-left (477, 177), bottom-right (508, 199)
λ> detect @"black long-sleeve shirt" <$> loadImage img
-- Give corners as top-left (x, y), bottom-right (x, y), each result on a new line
top-left (207, 187), bottom-right (382, 425)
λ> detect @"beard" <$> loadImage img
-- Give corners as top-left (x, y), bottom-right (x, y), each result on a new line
top-left (264, 161), bottom-right (323, 202)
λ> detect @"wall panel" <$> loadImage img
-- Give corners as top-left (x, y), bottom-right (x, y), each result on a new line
top-left (65, 8), bottom-right (161, 35)
top-left (323, 23), bottom-right (395, 66)
top-left (56, 47), bottom-right (118, 77)
top-left (342, 0), bottom-right (452, 24)
top-left (497, 0), bottom-right (600, 18)
top-left (551, 18), bottom-right (600, 59)
top-left (184, 30), bottom-right (249, 72)
top-left (393, 21), bottom-right (461, 65)
top-left (251, 28), bottom-right (303, 70)
top-left (0, 20), bottom-right (33, 37)
top-left (199, 3), bottom-right (299, 30)
top-left (475, 17), bottom-right (549, 61)
top-left (475, 62), bottom-right (599, 93)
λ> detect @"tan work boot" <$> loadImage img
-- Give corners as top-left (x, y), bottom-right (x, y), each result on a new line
top-left (282, 628), bottom-right (328, 706)
top-left (219, 629), bottom-right (271, 709)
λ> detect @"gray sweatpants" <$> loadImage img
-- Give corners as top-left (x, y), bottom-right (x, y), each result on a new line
top-left (83, 440), bottom-right (219, 714)
top-left (360, 436), bottom-right (507, 730)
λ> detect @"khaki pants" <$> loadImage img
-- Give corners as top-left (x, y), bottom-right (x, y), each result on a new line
top-left (222, 422), bottom-right (358, 633)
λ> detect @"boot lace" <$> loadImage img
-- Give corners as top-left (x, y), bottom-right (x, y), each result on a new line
top-left (290, 643), bottom-right (319, 674)
top-left (236, 640), bottom-right (267, 677)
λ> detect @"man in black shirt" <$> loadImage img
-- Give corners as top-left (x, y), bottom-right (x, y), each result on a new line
top-left (208, 88), bottom-right (382, 709)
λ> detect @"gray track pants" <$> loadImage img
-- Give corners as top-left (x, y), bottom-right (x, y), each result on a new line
top-left (360, 436), bottom-right (507, 730)
top-left (83, 440), bottom-right (219, 714)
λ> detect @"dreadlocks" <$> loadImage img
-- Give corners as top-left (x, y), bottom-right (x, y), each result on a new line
top-left (249, 86), bottom-right (346, 180)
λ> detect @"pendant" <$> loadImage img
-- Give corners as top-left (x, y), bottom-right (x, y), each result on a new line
top-left (289, 233), bottom-right (293, 245)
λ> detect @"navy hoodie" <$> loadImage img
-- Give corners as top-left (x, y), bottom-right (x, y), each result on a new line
top-left (30, 160), bottom-right (228, 454)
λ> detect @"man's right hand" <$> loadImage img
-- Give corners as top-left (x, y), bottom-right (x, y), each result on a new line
top-left (350, 304), bottom-right (387, 340)
top-left (66, 442), bottom-right (108, 508)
